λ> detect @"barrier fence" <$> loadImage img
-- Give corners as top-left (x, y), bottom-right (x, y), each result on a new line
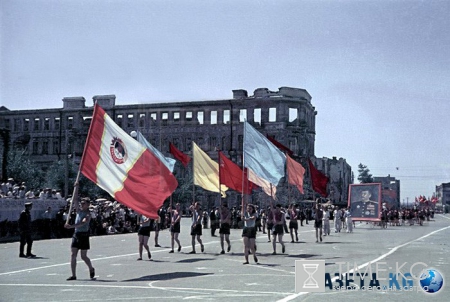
top-left (0, 198), bottom-right (67, 222)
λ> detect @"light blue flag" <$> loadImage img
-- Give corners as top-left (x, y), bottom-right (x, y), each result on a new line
top-left (243, 122), bottom-right (286, 185)
top-left (136, 131), bottom-right (176, 172)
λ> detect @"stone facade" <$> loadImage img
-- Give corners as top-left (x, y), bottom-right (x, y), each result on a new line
top-left (435, 182), bottom-right (450, 206)
top-left (373, 175), bottom-right (401, 209)
top-left (312, 156), bottom-right (353, 205)
top-left (0, 86), bottom-right (352, 206)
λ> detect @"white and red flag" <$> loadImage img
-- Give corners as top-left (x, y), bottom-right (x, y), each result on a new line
top-left (80, 104), bottom-right (178, 219)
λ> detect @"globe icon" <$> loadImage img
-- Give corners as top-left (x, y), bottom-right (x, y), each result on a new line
top-left (419, 269), bottom-right (444, 293)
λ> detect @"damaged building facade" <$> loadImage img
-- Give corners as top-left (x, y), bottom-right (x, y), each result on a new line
top-left (0, 86), bottom-right (352, 207)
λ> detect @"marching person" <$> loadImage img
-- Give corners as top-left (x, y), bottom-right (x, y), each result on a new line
top-left (136, 213), bottom-right (152, 260)
top-left (322, 206), bottom-right (331, 236)
top-left (219, 202), bottom-right (232, 254)
top-left (210, 207), bottom-right (219, 237)
top-left (18, 202), bottom-right (36, 258)
top-left (266, 206), bottom-right (274, 242)
top-left (261, 209), bottom-right (267, 234)
top-left (241, 203), bottom-right (258, 264)
top-left (189, 202), bottom-right (204, 254)
top-left (64, 198), bottom-right (95, 281)
top-left (169, 203), bottom-right (182, 253)
top-left (288, 204), bottom-right (299, 242)
top-left (333, 207), bottom-right (342, 233)
top-left (271, 204), bottom-right (286, 254)
top-left (345, 208), bottom-right (353, 233)
top-left (153, 211), bottom-right (161, 247)
top-left (314, 203), bottom-right (323, 243)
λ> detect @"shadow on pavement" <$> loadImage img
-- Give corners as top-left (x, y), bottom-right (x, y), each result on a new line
top-left (123, 271), bottom-right (213, 282)
top-left (176, 258), bottom-right (215, 263)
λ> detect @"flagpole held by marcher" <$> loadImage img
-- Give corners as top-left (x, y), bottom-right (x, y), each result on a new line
top-left (65, 169), bottom-right (82, 225)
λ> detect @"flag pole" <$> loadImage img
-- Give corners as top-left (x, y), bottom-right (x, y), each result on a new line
top-left (241, 122), bottom-right (247, 214)
top-left (269, 184), bottom-right (274, 210)
top-left (65, 169), bottom-right (82, 225)
top-left (192, 140), bottom-right (195, 206)
top-left (218, 149), bottom-right (222, 205)
top-left (169, 195), bottom-right (173, 223)
top-left (65, 103), bottom-right (98, 225)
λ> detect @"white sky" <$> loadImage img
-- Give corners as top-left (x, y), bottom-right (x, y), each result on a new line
top-left (1, 0), bottom-right (449, 202)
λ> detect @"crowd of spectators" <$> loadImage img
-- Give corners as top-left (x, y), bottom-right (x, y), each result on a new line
top-left (0, 178), bottom-right (64, 200)
top-left (0, 194), bottom-right (176, 241)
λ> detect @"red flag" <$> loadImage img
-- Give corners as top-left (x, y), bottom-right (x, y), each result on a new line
top-left (80, 104), bottom-right (178, 219)
top-left (218, 151), bottom-right (256, 194)
top-left (308, 159), bottom-right (329, 197)
top-left (382, 189), bottom-right (397, 198)
top-left (266, 135), bottom-right (293, 156)
top-left (286, 154), bottom-right (305, 194)
top-left (169, 142), bottom-right (191, 167)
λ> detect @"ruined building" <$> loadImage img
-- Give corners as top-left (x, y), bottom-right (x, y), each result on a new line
top-left (0, 86), bottom-right (352, 206)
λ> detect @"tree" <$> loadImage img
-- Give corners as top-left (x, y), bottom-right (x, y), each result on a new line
top-left (6, 148), bottom-right (45, 190)
top-left (45, 160), bottom-right (107, 199)
top-left (357, 163), bottom-right (373, 183)
top-left (45, 160), bottom-right (75, 195)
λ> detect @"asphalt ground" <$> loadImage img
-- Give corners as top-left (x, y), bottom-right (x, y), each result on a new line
top-left (1, 215), bottom-right (449, 302)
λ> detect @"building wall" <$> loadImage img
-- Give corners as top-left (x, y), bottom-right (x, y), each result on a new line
top-left (1, 86), bottom-right (351, 206)
top-left (436, 182), bottom-right (450, 206)
top-left (1, 87), bottom-right (316, 165)
top-left (373, 175), bottom-right (401, 209)
top-left (311, 156), bottom-right (353, 206)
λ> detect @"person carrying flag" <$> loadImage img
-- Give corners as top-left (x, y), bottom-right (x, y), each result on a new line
top-left (64, 198), bottom-right (95, 280)
top-left (241, 203), bottom-right (258, 264)
top-left (219, 202), bottom-right (232, 254)
top-left (271, 204), bottom-right (286, 254)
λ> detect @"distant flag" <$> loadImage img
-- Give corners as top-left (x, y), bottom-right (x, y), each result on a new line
top-left (169, 142), bottom-right (191, 167)
top-left (308, 159), bottom-right (329, 197)
top-left (218, 151), bottom-right (257, 195)
top-left (192, 142), bottom-right (228, 197)
top-left (266, 134), bottom-right (293, 156)
top-left (80, 104), bottom-right (178, 219)
top-left (418, 195), bottom-right (426, 203)
top-left (286, 154), bottom-right (305, 194)
top-left (243, 122), bottom-right (286, 199)
top-left (136, 131), bottom-right (176, 172)
top-left (382, 189), bottom-right (397, 199)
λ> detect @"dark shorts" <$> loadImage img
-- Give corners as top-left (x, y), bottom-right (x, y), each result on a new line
top-left (190, 224), bottom-right (202, 236)
top-left (255, 218), bottom-right (261, 227)
top-left (314, 220), bottom-right (323, 229)
top-left (219, 223), bottom-right (231, 235)
top-left (242, 226), bottom-right (256, 238)
top-left (71, 232), bottom-right (90, 250)
top-left (170, 222), bottom-right (180, 234)
top-left (267, 222), bottom-right (274, 231)
top-left (149, 220), bottom-right (159, 232)
top-left (272, 224), bottom-right (284, 235)
top-left (289, 220), bottom-right (298, 230)
top-left (138, 226), bottom-right (151, 237)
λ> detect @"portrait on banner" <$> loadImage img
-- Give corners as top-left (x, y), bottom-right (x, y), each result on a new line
top-left (348, 183), bottom-right (381, 221)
